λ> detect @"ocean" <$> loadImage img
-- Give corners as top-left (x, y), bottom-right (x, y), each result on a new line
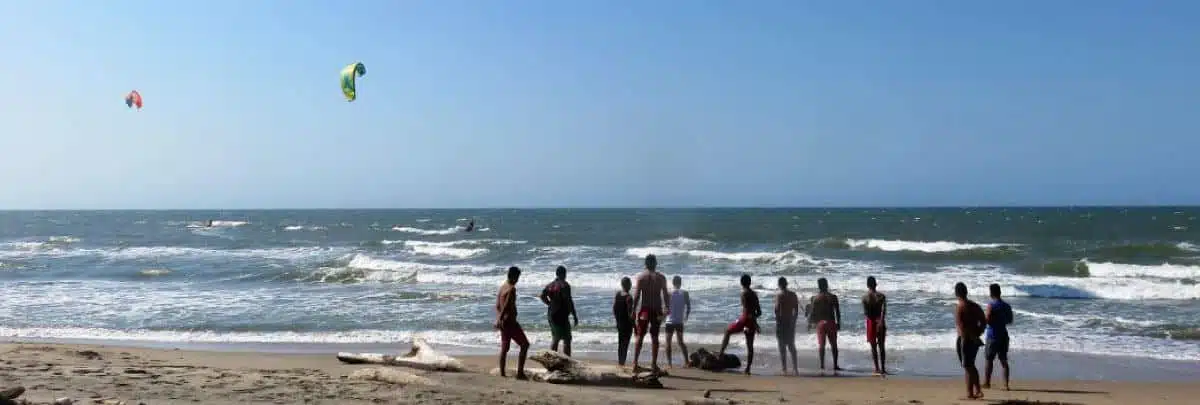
top-left (1, 208), bottom-right (1197, 379)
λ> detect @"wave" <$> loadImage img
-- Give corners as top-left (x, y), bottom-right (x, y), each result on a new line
top-left (186, 220), bottom-right (248, 228)
top-left (403, 241), bottom-right (489, 259)
top-left (1083, 261), bottom-right (1200, 280)
top-left (282, 225), bottom-right (327, 232)
top-left (391, 226), bottom-right (460, 236)
top-left (817, 238), bottom-right (1024, 261)
top-left (625, 247), bottom-right (824, 267)
top-left (1085, 242), bottom-right (1200, 263)
top-left (0, 245), bottom-right (352, 262)
top-left (650, 237), bottom-right (716, 250)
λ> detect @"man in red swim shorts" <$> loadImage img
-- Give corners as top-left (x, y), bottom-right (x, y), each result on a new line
top-left (630, 254), bottom-right (670, 372)
top-left (719, 273), bottom-right (762, 374)
top-left (862, 276), bottom-right (888, 375)
top-left (495, 266), bottom-right (529, 379)
top-left (808, 277), bottom-right (842, 372)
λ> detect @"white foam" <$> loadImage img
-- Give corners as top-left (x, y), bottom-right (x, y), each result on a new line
top-left (1178, 242), bottom-right (1199, 252)
top-left (1084, 261), bottom-right (1200, 280)
top-left (845, 239), bottom-right (1020, 253)
top-left (0, 245), bottom-right (352, 262)
top-left (651, 237), bottom-right (716, 250)
top-left (282, 225), bottom-right (327, 231)
top-left (187, 220), bottom-right (248, 228)
top-left (625, 247), bottom-right (821, 266)
top-left (403, 241), bottom-right (488, 259)
top-left (391, 226), bottom-right (459, 236)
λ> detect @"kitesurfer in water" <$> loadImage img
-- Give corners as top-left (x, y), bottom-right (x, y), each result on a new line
top-left (465, 220), bottom-right (475, 232)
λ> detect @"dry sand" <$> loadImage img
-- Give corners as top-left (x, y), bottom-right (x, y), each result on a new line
top-left (0, 342), bottom-right (1195, 405)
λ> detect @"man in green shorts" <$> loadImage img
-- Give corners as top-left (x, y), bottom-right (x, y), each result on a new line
top-left (540, 266), bottom-right (579, 356)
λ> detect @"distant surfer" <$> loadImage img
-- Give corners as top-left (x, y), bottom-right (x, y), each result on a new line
top-left (863, 276), bottom-right (888, 375)
top-left (983, 283), bottom-right (1014, 391)
top-left (205, 220), bottom-right (214, 228)
top-left (465, 220), bottom-right (475, 232)
top-left (808, 277), bottom-right (842, 372)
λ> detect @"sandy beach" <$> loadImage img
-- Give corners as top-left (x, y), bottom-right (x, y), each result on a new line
top-left (1, 342), bottom-right (1196, 405)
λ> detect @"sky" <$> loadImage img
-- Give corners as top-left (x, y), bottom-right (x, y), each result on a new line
top-left (1, 1), bottom-right (1198, 209)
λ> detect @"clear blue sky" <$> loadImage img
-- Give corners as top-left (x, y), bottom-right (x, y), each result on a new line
top-left (2, 1), bottom-right (1198, 209)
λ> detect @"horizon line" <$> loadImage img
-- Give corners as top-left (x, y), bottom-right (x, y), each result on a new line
top-left (0, 204), bottom-right (1197, 211)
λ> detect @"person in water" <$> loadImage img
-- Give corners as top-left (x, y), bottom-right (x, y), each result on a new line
top-left (612, 277), bottom-right (635, 366)
top-left (719, 274), bottom-right (761, 375)
top-left (808, 277), bottom-right (842, 372)
top-left (862, 276), bottom-right (888, 375)
top-left (774, 277), bottom-right (800, 375)
top-left (955, 282), bottom-right (988, 399)
top-left (465, 220), bottom-right (475, 232)
top-left (539, 265), bottom-right (578, 356)
top-left (495, 266), bottom-right (529, 379)
top-left (630, 254), bottom-right (670, 373)
top-left (664, 275), bottom-right (691, 368)
top-left (984, 283), bottom-right (1014, 391)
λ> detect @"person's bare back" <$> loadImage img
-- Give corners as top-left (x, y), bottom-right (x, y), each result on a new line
top-left (809, 292), bottom-right (838, 323)
top-left (775, 290), bottom-right (799, 328)
top-left (632, 270), bottom-right (668, 313)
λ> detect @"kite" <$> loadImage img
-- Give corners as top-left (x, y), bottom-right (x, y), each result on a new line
top-left (124, 90), bottom-right (143, 110)
top-left (341, 62), bottom-right (366, 102)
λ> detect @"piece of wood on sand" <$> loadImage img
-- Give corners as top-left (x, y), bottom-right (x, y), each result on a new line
top-left (515, 350), bottom-right (663, 389)
top-left (350, 367), bottom-right (437, 386)
top-left (336, 337), bottom-right (466, 372)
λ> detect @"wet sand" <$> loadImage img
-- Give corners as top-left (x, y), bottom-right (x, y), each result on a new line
top-left (0, 342), bottom-right (1196, 404)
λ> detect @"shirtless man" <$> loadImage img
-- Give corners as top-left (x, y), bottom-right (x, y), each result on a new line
top-left (664, 275), bottom-right (691, 368)
top-left (862, 276), bottom-right (888, 375)
top-left (630, 254), bottom-right (670, 372)
top-left (774, 277), bottom-right (800, 375)
top-left (955, 282), bottom-right (988, 399)
top-left (984, 283), bottom-right (1014, 390)
top-left (808, 277), bottom-right (841, 372)
top-left (495, 266), bottom-right (529, 379)
top-left (539, 266), bottom-right (578, 356)
top-left (719, 274), bottom-right (761, 375)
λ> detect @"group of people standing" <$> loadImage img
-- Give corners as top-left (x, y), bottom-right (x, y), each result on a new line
top-left (493, 253), bottom-right (1014, 396)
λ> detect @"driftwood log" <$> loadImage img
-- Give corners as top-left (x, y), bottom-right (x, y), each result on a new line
top-left (336, 337), bottom-right (465, 372)
top-left (350, 367), bottom-right (436, 386)
top-left (521, 350), bottom-right (663, 388)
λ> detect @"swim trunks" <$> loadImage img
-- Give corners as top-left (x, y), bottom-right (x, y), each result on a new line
top-left (636, 308), bottom-right (662, 337)
top-left (665, 324), bottom-right (684, 334)
top-left (865, 317), bottom-right (886, 343)
top-left (957, 336), bottom-right (982, 368)
top-left (500, 322), bottom-right (528, 349)
top-left (550, 322), bottom-right (572, 342)
top-left (726, 314), bottom-right (760, 335)
top-left (816, 320), bottom-right (838, 347)
top-left (985, 336), bottom-right (1009, 362)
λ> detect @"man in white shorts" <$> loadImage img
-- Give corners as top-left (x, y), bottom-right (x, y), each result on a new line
top-left (664, 275), bottom-right (691, 368)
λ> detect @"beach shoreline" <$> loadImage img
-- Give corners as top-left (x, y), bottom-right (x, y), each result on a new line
top-left (1, 340), bottom-right (1197, 405)
top-left (5, 336), bottom-right (1196, 382)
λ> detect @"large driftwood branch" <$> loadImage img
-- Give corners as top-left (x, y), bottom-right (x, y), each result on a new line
top-left (336, 337), bottom-right (465, 372)
top-left (521, 350), bottom-right (663, 388)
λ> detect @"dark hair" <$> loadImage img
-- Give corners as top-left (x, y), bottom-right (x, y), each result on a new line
top-left (740, 273), bottom-right (752, 287)
top-left (817, 277), bottom-right (829, 292)
top-left (644, 254), bottom-right (658, 270)
top-left (954, 282), bottom-right (968, 298)
top-left (620, 276), bottom-right (632, 291)
top-left (867, 276), bottom-right (877, 289)
top-left (989, 283), bottom-right (1001, 298)
top-left (672, 275), bottom-right (682, 286)
top-left (507, 266), bottom-right (522, 280)
top-left (556, 265), bottom-right (567, 278)
top-left (778, 277), bottom-right (788, 288)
